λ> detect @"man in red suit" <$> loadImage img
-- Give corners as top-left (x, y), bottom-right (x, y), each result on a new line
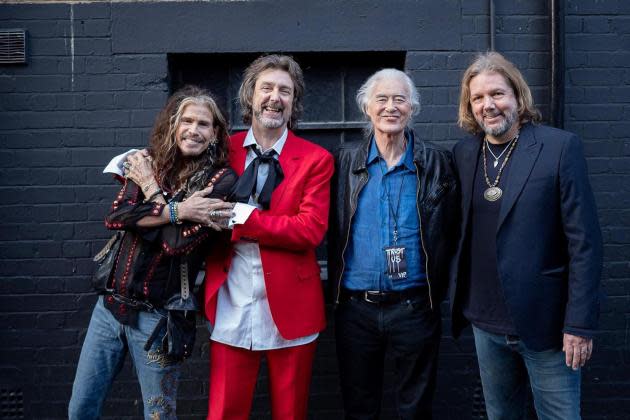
top-left (203, 55), bottom-right (334, 419)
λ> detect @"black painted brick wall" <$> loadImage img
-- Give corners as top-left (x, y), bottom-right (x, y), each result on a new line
top-left (0, 1), bottom-right (628, 418)
top-left (562, 2), bottom-right (630, 417)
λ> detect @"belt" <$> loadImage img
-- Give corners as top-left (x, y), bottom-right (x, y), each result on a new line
top-left (105, 292), bottom-right (156, 312)
top-left (339, 287), bottom-right (426, 305)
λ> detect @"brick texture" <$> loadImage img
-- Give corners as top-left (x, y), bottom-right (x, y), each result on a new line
top-left (0, 1), bottom-right (628, 419)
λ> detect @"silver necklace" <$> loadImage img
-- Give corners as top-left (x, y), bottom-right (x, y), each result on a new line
top-left (484, 137), bottom-right (515, 168)
top-left (482, 132), bottom-right (519, 202)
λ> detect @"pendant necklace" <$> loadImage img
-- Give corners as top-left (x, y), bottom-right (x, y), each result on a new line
top-left (482, 132), bottom-right (519, 202)
top-left (485, 137), bottom-right (513, 168)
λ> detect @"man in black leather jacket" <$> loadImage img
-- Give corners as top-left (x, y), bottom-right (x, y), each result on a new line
top-left (328, 69), bottom-right (459, 419)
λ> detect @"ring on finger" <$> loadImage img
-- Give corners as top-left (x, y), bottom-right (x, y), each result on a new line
top-left (210, 210), bottom-right (218, 217)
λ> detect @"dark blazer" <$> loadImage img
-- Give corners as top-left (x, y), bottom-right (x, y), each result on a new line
top-left (449, 123), bottom-right (603, 351)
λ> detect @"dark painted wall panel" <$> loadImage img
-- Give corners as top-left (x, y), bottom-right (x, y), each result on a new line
top-left (111, 0), bottom-right (461, 53)
top-left (0, 0), bottom-right (629, 418)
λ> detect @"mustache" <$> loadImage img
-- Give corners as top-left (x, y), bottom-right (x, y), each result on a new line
top-left (261, 102), bottom-right (284, 112)
top-left (483, 109), bottom-right (503, 118)
top-left (181, 133), bottom-right (203, 141)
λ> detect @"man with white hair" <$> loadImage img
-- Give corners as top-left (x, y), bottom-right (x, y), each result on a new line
top-left (328, 69), bottom-right (459, 419)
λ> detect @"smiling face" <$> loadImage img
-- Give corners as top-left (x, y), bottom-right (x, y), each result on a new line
top-left (469, 71), bottom-right (520, 143)
top-left (251, 68), bottom-right (295, 131)
top-left (175, 103), bottom-right (216, 157)
top-left (366, 76), bottom-right (412, 139)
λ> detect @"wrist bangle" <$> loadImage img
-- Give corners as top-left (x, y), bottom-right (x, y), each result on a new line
top-left (144, 189), bottom-right (163, 203)
top-left (173, 202), bottom-right (181, 224)
top-left (169, 201), bottom-right (181, 225)
top-left (169, 201), bottom-right (176, 224)
top-left (142, 180), bottom-right (156, 192)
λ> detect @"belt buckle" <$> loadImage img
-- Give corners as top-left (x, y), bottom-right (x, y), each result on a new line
top-left (364, 290), bottom-right (381, 304)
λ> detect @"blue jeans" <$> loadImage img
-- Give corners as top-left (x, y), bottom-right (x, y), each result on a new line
top-left (472, 326), bottom-right (581, 420)
top-left (69, 296), bottom-right (181, 420)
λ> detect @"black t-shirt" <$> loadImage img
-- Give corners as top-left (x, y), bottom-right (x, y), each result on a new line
top-left (462, 141), bottom-right (517, 335)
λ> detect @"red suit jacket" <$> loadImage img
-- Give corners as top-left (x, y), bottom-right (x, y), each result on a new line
top-left (203, 130), bottom-right (334, 340)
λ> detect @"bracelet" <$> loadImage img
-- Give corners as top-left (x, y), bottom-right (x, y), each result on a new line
top-left (174, 202), bottom-right (182, 224)
top-left (141, 180), bottom-right (156, 193)
top-left (169, 201), bottom-right (177, 224)
top-left (144, 189), bottom-right (163, 203)
top-left (173, 202), bottom-right (180, 224)
top-left (169, 201), bottom-right (182, 224)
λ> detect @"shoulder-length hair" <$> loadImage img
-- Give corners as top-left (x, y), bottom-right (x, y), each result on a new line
top-left (458, 52), bottom-right (541, 134)
top-left (238, 54), bottom-right (305, 130)
top-left (149, 85), bottom-right (230, 193)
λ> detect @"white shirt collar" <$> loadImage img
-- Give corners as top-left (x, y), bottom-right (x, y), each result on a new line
top-left (243, 127), bottom-right (289, 156)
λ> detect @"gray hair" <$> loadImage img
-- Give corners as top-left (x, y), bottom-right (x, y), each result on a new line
top-left (355, 68), bottom-right (420, 133)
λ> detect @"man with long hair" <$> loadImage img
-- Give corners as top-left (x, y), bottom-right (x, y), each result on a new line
top-left (450, 52), bottom-right (603, 419)
top-left (69, 86), bottom-right (236, 419)
top-left (203, 54), bottom-right (334, 419)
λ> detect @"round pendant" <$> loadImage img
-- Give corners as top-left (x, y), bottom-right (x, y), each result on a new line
top-left (484, 186), bottom-right (503, 201)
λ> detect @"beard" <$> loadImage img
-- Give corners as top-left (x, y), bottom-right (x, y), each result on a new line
top-left (253, 105), bottom-right (287, 129)
top-left (478, 108), bottom-right (518, 138)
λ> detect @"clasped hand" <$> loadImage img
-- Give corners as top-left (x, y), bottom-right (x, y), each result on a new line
top-left (178, 186), bottom-right (235, 231)
top-left (123, 150), bottom-right (234, 230)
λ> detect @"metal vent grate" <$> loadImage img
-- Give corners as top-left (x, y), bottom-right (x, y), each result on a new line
top-left (0, 388), bottom-right (25, 419)
top-left (0, 29), bottom-right (26, 64)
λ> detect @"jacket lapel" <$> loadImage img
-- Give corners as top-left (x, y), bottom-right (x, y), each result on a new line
top-left (497, 124), bottom-right (542, 231)
top-left (270, 131), bottom-right (302, 208)
top-left (459, 137), bottom-right (481, 228)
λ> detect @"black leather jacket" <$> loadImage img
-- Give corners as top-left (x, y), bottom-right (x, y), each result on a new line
top-left (328, 131), bottom-right (460, 309)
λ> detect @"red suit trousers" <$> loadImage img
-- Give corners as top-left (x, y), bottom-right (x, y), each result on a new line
top-left (207, 340), bottom-right (317, 420)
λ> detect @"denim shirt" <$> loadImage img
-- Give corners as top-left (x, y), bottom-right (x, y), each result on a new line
top-left (342, 136), bottom-right (426, 291)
